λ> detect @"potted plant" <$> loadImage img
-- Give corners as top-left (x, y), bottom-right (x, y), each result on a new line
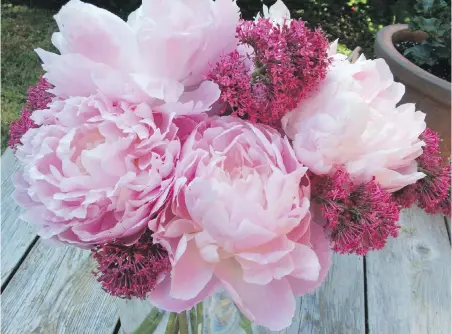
top-left (375, 0), bottom-right (451, 157)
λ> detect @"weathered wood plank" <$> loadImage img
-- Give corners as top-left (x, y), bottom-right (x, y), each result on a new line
top-left (258, 254), bottom-right (365, 334)
top-left (1, 148), bottom-right (37, 286)
top-left (366, 206), bottom-right (451, 334)
top-left (1, 239), bottom-right (119, 334)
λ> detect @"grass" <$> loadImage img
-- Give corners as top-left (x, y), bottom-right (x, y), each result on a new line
top-left (1, 4), bottom-right (56, 153)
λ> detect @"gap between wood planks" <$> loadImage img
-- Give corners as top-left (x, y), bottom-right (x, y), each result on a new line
top-left (0, 236), bottom-right (40, 293)
top-left (363, 257), bottom-right (369, 334)
top-left (113, 320), bottom-right (121, 334)
top-left (445, 216), bottom-right (451, 243)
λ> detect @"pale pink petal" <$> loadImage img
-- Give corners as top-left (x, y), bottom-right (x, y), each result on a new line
top-left (53, 0), bottom-right (140, 71)
top-left (170, 240), bottom-right (215, 300)
top-left (36, 49), bottom-right (106, 98)
top-left (216, 260), bottom-right (296, 331)
top-left (149, 275), bottom-right (220, 313)
top-left (288, 222), bottom-right (332, 295)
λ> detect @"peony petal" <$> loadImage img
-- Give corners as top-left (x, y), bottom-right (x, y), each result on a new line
top-left (268, 0), bottom-right (291, 25)
top-left (149, 274), bottom-right (220, 313)
top-left (53, 0), bottom-right (140, 71)
top-left (170, 239), bottom-right (215, 300)
top-left (36, 49), bottom-right (106, 98)
top-left (288, 222), bottom-right (332, 295)
top-left (215, 259), bottom-right (296, 331)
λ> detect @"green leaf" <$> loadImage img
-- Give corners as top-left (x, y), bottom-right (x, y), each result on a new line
top-left (412, 17), bottom-right (442, 34)
top-left (435, 46), bottom-right (450, 58)
top-left (424, 40), bottom-right (446, 48)
top-left (404, 44), bottom-right (437, 66)
top-left (422, 0), bottom-right (434, 13)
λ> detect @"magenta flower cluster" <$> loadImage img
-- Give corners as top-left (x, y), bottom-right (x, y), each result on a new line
top-left (91, 230), bottom-right (171, 300)
top-left (311, 169), bottom-right (401, 255)
top-left (394, 128), bottom-right (451, 216)
top-left (8, 77), bottom-right (53, 150)
top-left (208, 18), bottom-right (330, 127)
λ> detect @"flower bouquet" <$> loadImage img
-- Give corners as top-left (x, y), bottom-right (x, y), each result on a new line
top-left (9, 0), bottom-right (451, 332)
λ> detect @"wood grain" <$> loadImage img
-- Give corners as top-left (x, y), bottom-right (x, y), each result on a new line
top-left (1, 239), bottom-right (119, 334)
top-left (259, 254), bottom-right (365, 334)
top-left (1, 148), bottom-right (37, 286)
top-left (366, 206), bottom-right (451, 334)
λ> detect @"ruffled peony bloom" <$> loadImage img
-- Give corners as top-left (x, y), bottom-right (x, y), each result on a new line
top-left (12, 94), bottom-right (201, 246)
top-left (148, 117), bottom-right (331, 331)
top-left (282, 57), bottom-right (426, 192)
top-left (36, 0), bottom-right (239, 103)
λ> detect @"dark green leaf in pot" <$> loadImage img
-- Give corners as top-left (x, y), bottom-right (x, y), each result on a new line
top-left (413, 17), bottom-right (442, 34)
top-left (422, 0), bottom-right (435, 13)
top-left (404, 44), bottom-right (436, 66)
top-left (435, 45), bottom-right (450, 59)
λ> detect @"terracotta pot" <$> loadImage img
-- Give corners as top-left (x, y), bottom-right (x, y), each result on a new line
top-left (375, 24), bottom-right (451, 158)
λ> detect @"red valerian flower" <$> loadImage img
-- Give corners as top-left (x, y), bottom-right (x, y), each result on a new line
top-left (8, 77), bottom-right (54, 150)
top-left (311, 169), bottom-right (400, 255)
top-left (394, 128), bottom-right (451, 216)
top-left (208, 18), bottom-right (329, 128)
top-left (8, 109), bottom-right (37, 150)
top-left (91, 230), bottom-right (171, 300)
top-left (26, 76), bottom-right (54, 111)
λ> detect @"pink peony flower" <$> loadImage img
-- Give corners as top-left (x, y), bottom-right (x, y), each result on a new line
top-left (147, 117), bottom-right (331, 331)
top-left (12, 94), bottom-right (200, 246)
top-left (282, 58), bottom-right (426, 192)
top-left (36, 0), bottom-right (239, 103)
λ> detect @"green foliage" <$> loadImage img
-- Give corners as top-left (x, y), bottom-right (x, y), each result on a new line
top-left (1, 4), bottom-right (57, 153)
top-left (405, 0), bottom-right (451, 66)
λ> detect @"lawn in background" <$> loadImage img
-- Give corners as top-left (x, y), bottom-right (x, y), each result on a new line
top-left (1, 4), bottom-right (56, 153)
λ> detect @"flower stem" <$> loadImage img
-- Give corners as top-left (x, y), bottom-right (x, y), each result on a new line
top-left (418, 167), bottom-right (433, 177)
top-left (239, 312), bottom-right (253, 334)
top-left (196, 302), bottom-right (204, 334)
top-left (189, 307), bottom-right (197, 334)
top-left (178, 312), bottom-right (189, 334)
top-left (132, 308), bottom-right (164, 334)
top-left (165, 312), bottom-right (179, 334)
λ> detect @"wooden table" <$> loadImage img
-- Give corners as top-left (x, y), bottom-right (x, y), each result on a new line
top-left (1, 148), bottom-right (450, 334)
